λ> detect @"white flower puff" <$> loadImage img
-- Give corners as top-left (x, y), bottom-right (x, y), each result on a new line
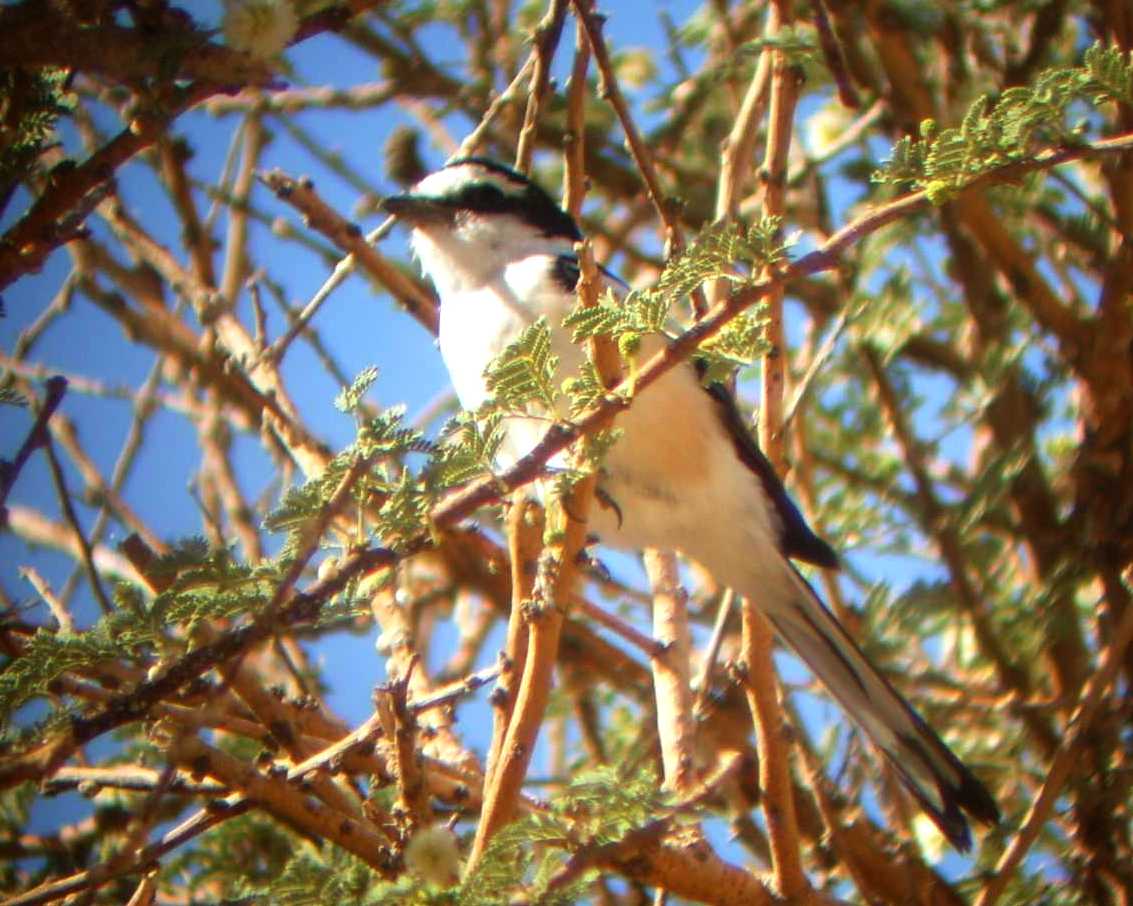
top-left (223, 0), bottom-right (299, 60)
top-left (403, 825), bottom-right (462, 887)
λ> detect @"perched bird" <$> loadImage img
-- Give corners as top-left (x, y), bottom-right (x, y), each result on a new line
top-left (381, 157), bottom-right (999, 850)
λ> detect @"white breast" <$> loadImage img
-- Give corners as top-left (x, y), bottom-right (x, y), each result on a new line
top-left (438, 254), bottom-right (580, 409)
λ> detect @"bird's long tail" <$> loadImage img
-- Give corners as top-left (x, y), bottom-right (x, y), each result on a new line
top-left (749, 565), bottom-right (999, 850)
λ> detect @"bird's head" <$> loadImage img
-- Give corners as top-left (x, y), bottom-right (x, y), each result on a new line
top-left (381, 158), bottom-right (581, 293)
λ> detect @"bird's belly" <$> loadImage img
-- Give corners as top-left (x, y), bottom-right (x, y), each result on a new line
top-left (591, 364), bottom-right (755, 553)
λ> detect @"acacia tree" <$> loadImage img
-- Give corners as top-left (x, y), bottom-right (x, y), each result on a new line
top-left (2, 1), bottom-right (1132, 903)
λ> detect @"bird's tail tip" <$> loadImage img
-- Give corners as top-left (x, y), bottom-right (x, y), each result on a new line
top-left (893, 730), bottom-right (1000, 851)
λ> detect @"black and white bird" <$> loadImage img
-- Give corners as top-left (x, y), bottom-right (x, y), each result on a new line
top-left (381, 157), bottom-right (998, 850)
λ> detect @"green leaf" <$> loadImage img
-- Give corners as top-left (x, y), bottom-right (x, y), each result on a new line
top-left (1083, 42), bottom-right (1133, 105)
top-left (427, 410), bottom-right (506, 488)
top-left (483, 316), bottom-right (559, 413)
top-left (0, 618), bottom-right (151, 722)
top-left (377, 467), bottom-right (430, 550)
top-left (873, 44), bottom-right (1132, 197)
top-left (737, 25), bottom-right (818, 64)
top-left (0, 386), bottom-right (27, 407)
top-left (357, 404), bottom-right (429, 457)
top-left (562, 290), bottom-right (624, 342)
top-left (335, 365), bottom-right (380, 413)
top-left (653, 217), bottom-right (785, 301)
top-left (561, 360), bottom-right (608, 418)
top-left (696, 308), bottom-right (770, 371)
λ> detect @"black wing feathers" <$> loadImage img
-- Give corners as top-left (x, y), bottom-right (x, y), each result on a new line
top-left (553, 255), bottom-right (835, 571)
top-left (701, 378), bottom-right (839, 569)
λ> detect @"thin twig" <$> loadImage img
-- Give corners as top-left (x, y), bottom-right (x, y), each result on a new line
top-left (1, 797), bottom-right (252, 906)
top-left (562, 17), bottom-right (591, 219)
top-left (574, 595), bottom-right (664, 657)
top-left (167, 733), bottom-right (395, 874)
top-left (0, 375), bottom-right (67, 519)
top-left (811, 0), bottom-right (860, 109)
top-left (482, 498), bottom-right (543, 800)
top-left (693, 589), bottom-right (734, 715)
top-left (219, 110), bottom-right (264, 308)
top-left (571, 0), bottom-right (708, 314)
top-left (738, 598), bottom-right (810, 901)
top-left (258, 169), bottom-right (439, 345)
top-left (455, 57), bottom-right (537, 160)
top-left (414, 663), bottom-right (503, 715)
top-left (515, 0), bottom-right (570, 174)
top-left (756, 0), bottom-right (801, 474)
top-left (744, 4), bottom-right (811, 898)
top-left (712, 27), bottom-right (773, 228)
top-left (383, 657), bottom-right (432, 830)
top-left (643, 549), bottom-right (698, 795)
top-left (40, 417), bottom-right (115, 616)
top-left (43, 765), bottom-right (226, 796)
top-left (19, 567), bottom-right (74, 633)
top-left (781, 298), bottom-right (857, 429)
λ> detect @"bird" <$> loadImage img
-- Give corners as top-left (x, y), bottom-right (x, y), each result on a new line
top-left (381, 157), bottom-right (999, 850)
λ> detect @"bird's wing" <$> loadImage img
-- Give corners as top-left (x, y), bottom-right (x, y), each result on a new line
top-left (698, 368), bottom-right (839, 569)
top-left (556, 251), bottom-right (836, 568)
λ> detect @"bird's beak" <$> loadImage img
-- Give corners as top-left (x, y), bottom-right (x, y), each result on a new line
top-left (379, 193), bottom-right (453, 225)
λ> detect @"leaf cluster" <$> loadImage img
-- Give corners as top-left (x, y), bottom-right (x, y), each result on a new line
top-left (0, 386), bottom-right (27, 407)
top-left (0, 67), bottom-right (72, 208)
top-left (427, 411), bottom-right (506, 489)
top-left (240, 843), bottom-right (394, 905)
top-left (267, 375), bottom-right (435, 555)
top-left (0, 540), bottom-right (278, 730)
top-left (563, 218), bottom-right (782, 389)
top-left (460, 762), bottom-right (670, 905)
top-left (165, 810), bottom-right (297, 898)
top-left (874, 42), bottom-right (1133, 202)
top-left (738, 25), bottom-right (819, 65)
top-left (223, 763), bottom-right (666, 905)
top-left (482, 317), bottom-right (559, 414)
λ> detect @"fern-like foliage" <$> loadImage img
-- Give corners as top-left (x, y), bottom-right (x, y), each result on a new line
top-left (562, 218), bottom-right (784, 390)
top-left (335, 365), bottom-right (381, 414)
top-left (166, 811), bottom-right (299, 898)
top-left (426, 411), bottom-right (506, 489)
top-left (379, 467), bottom-right (431, 551)
top-left (695, 308), bottom-right (771, 385)
top-left (1083, 41), bottom-right (1133, 105)
top-left (0, 623), bottom-right (142, 724)
top-left (0, 67), bottom-right (72, 206)
top-left (265, 395), bottom-right (431, 557)
top-left (482, 317), bottom-right (559, 413)
top-left (242, 845), bottom-right (395, 905)
top-left (652, 216), bottom-right (786, 302)
top-left (0, 543), bottom-right (283, 727)
top-left (874, 42), bottom-right (1133, 202)
top-left (738, 25), bottom-right (818, 64)
top-left (561, 359), bottom-right (608, 418)
top-left (0, 386), bottom-right (27, 407)
top-left (238, 762), bottom-right (671, 905)
top-left (459, 762), bottom-right (671, 905)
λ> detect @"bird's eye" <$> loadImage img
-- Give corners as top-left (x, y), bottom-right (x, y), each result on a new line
top-left (461, 183), bottom-right (506, 211)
